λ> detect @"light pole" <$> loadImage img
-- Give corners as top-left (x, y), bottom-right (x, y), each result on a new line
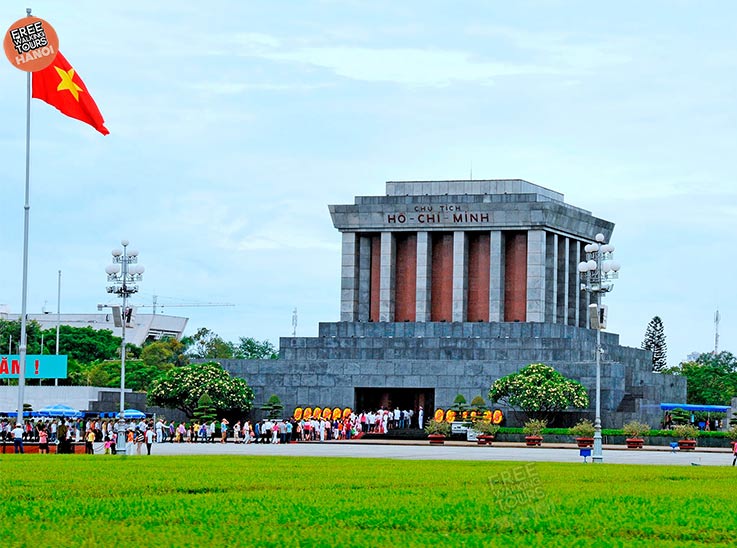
top-left (578, 233), bottom-right (620, 463)
top-left (105, 240), bottom-right (144, 414)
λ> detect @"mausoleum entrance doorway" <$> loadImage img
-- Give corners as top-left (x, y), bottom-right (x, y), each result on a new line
top-left (354, 387), bottom-right (434, 426)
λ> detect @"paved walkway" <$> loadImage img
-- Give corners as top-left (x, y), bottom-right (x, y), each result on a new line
top-left (133, 440), bottom-right (735, 466)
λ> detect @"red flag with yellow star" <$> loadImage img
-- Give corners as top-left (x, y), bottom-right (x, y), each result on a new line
top-left (31, 50), bottom-right (109, 135)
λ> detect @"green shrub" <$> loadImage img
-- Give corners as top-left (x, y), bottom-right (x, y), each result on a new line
top-left (472, 420), bottom-right (500, 436)
top-left (424, 419), bottom-right (451, 436)
top-left (569, 419), bottom-right (595, 438)
top-left (622, 421), bottom-right (650, 439)
top-left (523, 419), bottom-right (547, 437)
top-left (671, 424), bottom-right (699, 440)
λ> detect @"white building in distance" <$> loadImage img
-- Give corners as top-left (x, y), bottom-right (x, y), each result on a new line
top-left (0, 309), bottom-right (188, 347)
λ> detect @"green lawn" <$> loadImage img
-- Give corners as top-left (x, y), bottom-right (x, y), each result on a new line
top-left (1, 456), bottom-right (734, 547)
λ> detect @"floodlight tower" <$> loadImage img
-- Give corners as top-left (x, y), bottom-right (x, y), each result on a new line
top-left (105, 240), bottom-right (144, 413)
top-left (578, 233), bottom-right (621, 463)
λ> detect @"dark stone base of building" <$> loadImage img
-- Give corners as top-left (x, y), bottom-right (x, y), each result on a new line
top-left (220, 321), bottom-right (685, 429)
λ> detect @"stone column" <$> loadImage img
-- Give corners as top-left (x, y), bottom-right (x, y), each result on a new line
top-left (379, 232), bottom-right (395, 322)
top-left (357, 235), bottom-right (372, 321)
top-left (526, 230), bottom-right (546, 322)
top-left (340, 232), bottom-right (358, 322)
top-left (545, 233), bottom-right (557, 323)
top-left (415, 231), bottom-right (431, 322)
top-left (570, 239), bottom-right (581, 327)
top-left (558, 236), bottom-right (569, 325)
top-left (489, 230), bottom-right (503, 322)
top-left (452, 231), bottom-right (468, 322)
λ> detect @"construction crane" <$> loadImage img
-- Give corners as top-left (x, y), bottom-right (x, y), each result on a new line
top-left (141, 295), bottom-right (235, 315)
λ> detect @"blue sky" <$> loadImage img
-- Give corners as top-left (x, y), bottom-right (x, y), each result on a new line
top-left (1, 1), bottom-right (735, 366)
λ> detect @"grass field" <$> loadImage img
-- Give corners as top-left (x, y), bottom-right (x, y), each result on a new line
top-left (1, 455), bottom-right (735, 547)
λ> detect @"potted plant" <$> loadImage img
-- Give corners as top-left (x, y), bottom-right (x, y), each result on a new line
top-left (672, 424), bottom-right (699, 451)
top-left (449, 394), bottom-right (470, 422)
top-left (471, 419), bottom-right (500, 446)
top-left (424, 419), bottom-right (451, 445)
top-left (569, 419), bottom-right (595, 448)
top-left (523, 418), bottom-right (546, 447)
top-left (469, 395), bottom-right (488, 422)
top-left (622, 420), bottom-right (649, 449)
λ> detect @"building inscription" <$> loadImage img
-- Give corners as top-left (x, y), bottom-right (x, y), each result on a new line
top-left (387, 206), bottom-right (490, 225)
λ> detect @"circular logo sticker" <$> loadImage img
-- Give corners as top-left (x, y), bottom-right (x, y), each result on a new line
top-left (4, 16), bottom-right (59, 72)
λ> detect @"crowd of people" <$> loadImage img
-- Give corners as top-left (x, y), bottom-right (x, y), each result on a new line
top-left (158, 407), bottom-right (426, 445)
top-left (0, 406), bottom-right (426, 453)
top-left (0, 417), bottom-right (158, 455)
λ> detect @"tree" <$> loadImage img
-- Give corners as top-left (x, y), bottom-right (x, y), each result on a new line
top-left (489, 363), bottom-right (589, 422)
top-left (148, 362), bottom-right (254, 417)
top-left (663, 351), bottom-right (737, 405)
top-left (642, 316), bottom-right (667, 371)
top-left (44, 325), bottom-right (122, 363)
top-left (470, 395), bottom-right (488, 413)
top-left (234, 337), bottom-right (278, 360)
top-left (141, 338), bottom-right (189, 369)
top-left (182, 328), bottom-right (235, 359)
top-left (448, 393), bottom-right (469, 418)
top-left (0, 319), bottom-right (43, 354)
top-left (260, 394), bottom-right (284, 419)
top-left (86, 362), bottom-right (117, 387)
top-left (193, 392), bottom-right (217, 423)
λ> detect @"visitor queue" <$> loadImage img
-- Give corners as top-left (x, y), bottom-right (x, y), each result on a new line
top-left (1, 406), bottom-right (421, 452)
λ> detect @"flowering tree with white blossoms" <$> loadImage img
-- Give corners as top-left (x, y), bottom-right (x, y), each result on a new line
top-left (148, 362), bottom-right (254, 418)
top-left (488, 363), bottom-right (589, 422)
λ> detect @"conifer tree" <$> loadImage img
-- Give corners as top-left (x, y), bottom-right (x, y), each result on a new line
top-left (193, 392), bottom-right (217, 423)
top-left (642, 316), bottom-right (667, 371)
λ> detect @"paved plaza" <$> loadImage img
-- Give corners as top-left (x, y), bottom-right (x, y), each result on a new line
top-left (130, 440), bottom-right (734, 466)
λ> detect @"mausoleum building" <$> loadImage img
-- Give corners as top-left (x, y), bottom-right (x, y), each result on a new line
top-left (221, 180), bottom-right (685, 427)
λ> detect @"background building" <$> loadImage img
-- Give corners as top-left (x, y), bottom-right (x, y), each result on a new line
top-left (0, 310), bottom-right (188, 347)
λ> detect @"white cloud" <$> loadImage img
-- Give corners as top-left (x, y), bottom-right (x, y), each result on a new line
top-left (257, 46), bottom-right (558, 86)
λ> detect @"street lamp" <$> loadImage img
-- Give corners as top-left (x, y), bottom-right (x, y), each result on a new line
top-left (105, 239), bottom-right (144, 414)
top-left (578, 233), bottom-right (621, 463)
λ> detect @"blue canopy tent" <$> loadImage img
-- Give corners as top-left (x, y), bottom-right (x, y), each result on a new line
top-left (1, 411), bottom-right (35, 418)
top-left (660, 403), bottom-right (730, 413)
top-left (116, 409), bottom-right (147, 420)
top-left (37, 404), bottom-right (84, 418)
top-left (660, 403), bottom-right (730, 430)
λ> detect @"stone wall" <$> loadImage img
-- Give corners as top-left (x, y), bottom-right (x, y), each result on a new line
top-left (217, 321), bottom-right (686, 428)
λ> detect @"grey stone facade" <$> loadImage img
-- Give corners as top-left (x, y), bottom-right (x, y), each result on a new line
top-left (220, 322), bottom-right (685, 428)
top-left (219, 180), bottom-right (685, 428)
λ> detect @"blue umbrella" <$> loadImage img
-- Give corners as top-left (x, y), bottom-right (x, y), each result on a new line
top-left (37, 404), bottom-right (83, 418)
top-left (116, 409), bottom-right (146, 420)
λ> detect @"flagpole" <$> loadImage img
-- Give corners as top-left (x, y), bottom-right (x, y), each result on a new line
top-left (55, 269), bottom-right (61, 386)
top-left (16, 7), bottom-right (33, 423)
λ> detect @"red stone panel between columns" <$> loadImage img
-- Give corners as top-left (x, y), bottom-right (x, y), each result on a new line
top-left (394, 233), bottom-right (417, 322)
top-left (431, 233), bottom-right (453, 321)
top-left (369, 234), bottom-right (381, 322)
top-left (467, 232), bottom-right (490, 321)
top-left (504, 231), bottom-right (527, 322)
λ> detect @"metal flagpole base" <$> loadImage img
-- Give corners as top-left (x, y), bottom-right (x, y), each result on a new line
top-left (592, 424), bottom-right (603, 463)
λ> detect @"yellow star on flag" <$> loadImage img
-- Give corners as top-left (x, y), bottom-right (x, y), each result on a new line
top-left (54, 66), bottom-right (84, 101)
